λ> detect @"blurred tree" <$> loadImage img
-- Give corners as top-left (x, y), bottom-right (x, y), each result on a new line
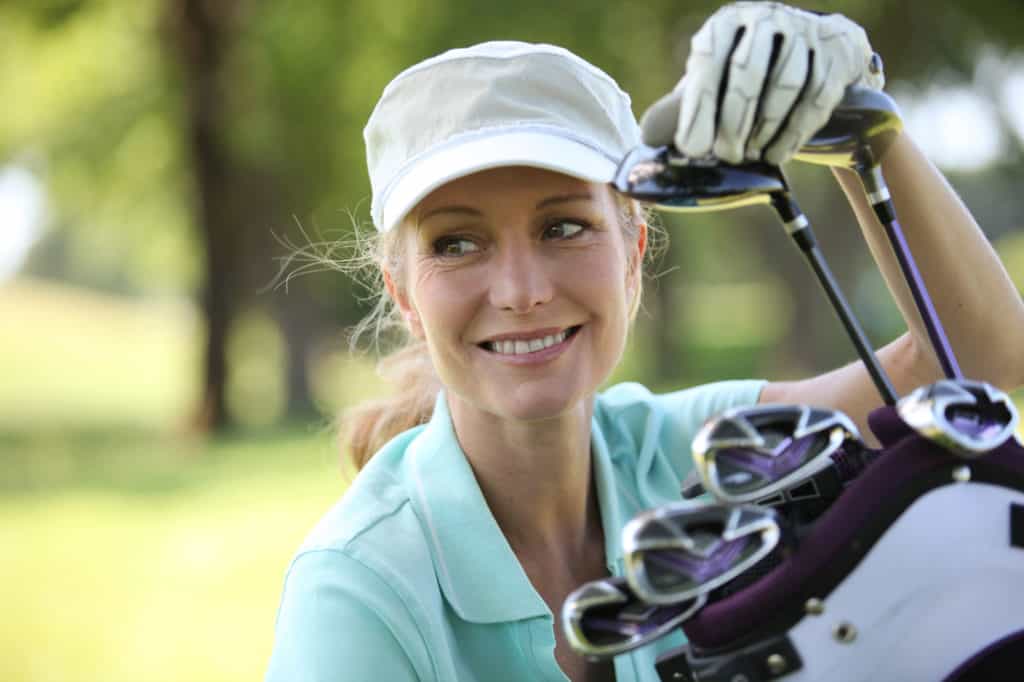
top-left (162, 0), bottom-right (245, 429)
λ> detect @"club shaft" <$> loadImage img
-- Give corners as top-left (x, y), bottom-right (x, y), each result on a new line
top-left (879, 216), bottom-right (961, 379)
top-left (771, 194), bottom-right (899, 405)
top-left (859, 167), bottom-right (963, 380)
top-left (804, 242), bottom-right (899, 405)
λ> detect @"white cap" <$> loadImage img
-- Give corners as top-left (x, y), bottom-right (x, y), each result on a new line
top-left (364, 41), bottom-right (641, 232)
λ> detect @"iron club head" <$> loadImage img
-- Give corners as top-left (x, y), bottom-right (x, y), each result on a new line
top-left (561, 575), bottom-right (706, 659)
top-left (896, 379), bottom-right (1020, 457)
top-left (621, 502), bottom-right (783, 605)
top-left (692, 404), bottom-right (863, 504)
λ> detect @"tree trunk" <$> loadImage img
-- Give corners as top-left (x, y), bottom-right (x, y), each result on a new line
top-left (274, 287), bottom-right (320, 420)
top-left (164, 0), bottom-right (242, 431)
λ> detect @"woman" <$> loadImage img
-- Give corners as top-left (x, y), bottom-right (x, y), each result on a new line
top-left (266, 4), bottom-right (1024, 681)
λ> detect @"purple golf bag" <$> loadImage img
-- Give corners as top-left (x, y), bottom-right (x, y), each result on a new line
top-left (656, 405), bottom-right (1024, 682)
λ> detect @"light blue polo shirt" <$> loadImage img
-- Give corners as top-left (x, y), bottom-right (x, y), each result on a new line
top-left (266, 380), bottom-right (765, 681)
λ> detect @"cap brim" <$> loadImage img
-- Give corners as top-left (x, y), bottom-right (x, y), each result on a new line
top-left (378, 131), bottom-right (618, 232)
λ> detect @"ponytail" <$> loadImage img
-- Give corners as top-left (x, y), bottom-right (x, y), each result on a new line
top-left (340, 339), bottom-right (439, 471)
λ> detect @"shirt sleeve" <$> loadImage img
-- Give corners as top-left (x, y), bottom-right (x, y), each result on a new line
top-left (597, 380), bottom-right (766, 502)
top-left (266, 549), bottom-right (426, 682)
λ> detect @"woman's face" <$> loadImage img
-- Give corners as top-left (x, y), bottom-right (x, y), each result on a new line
top-left (388, 166), bottom-right (645, 423)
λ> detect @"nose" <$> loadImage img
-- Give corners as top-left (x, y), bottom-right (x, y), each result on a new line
top-left (488, 240), bottom-right (554, 313)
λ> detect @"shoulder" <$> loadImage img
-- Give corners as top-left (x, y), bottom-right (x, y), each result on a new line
top-left (294, 423), bottom-right (446, 601)
top-left (268, 426), bottom-right (442, 680)
top-left (267, 548), bottom-right (432, 681)
top-left (300, 424), bottom-right (424, 553)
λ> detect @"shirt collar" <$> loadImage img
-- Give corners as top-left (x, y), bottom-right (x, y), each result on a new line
top-left (406, 390), bottom-right (627, 623)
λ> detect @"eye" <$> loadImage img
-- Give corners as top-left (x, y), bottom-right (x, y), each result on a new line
top-left (432, 236), bottom-right (480, 257)
top-left (544, 220), bottom-right (588, 240)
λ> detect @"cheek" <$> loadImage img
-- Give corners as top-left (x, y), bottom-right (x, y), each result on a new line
top-left (576, 243), bottom-right (631, 304)
top-left (410, 266), bottom-right (481, 340)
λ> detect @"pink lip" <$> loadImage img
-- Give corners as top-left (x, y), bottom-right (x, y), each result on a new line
top-left (477, 326), bottom-right (580, 366)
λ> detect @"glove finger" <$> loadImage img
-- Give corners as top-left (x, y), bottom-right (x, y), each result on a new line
top-left (676, 13), bottom-right (743, 159)
top-left (639, 89), bottom-right (682, 147)
top-left (763, 57), bottom-right (845, 165)
top-left (744, 34), bottom-right (809, 161)
top-left (822, 13), bottom-right (884, 90)
top-left (713, 20), bottom-right (777, 164)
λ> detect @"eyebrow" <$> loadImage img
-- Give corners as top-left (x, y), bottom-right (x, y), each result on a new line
top-left (535, 192), bottom-right (594, 209)
top-left (419, 192), bottom-right (595, 222)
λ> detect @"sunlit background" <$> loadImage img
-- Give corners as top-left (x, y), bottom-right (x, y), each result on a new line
top-left (2, 1), bottom-right (1022, 680)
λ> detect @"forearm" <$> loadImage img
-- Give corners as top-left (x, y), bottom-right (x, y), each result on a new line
top-left (831, 131), bottom-right (1024, 391)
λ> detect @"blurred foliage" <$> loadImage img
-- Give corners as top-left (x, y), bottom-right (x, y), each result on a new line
top-left (3, 0), bottom-right (1024, 409)
top-left (0, 0), bottom-right (196, 295)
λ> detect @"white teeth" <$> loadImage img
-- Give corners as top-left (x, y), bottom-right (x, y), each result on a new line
top-left (488, 329), bottom-right (571, 355)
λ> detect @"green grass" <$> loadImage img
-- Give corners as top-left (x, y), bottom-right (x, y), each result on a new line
top-left (0, 427), bottom-right (349, 682)
top-left (0, 278), bottom-right (364, 682)
top-left (0, 278), bottom-right (201, 431)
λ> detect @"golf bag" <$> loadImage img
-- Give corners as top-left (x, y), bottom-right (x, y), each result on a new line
top-left (656, 404), bottom-right (1024, 682)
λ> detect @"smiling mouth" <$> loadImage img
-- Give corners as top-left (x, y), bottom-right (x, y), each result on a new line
top-left (479, 325), bottom-right (582, 355)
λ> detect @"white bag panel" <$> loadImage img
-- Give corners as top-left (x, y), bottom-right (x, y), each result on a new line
top-left (785, 480), bottom-right (1024, 682)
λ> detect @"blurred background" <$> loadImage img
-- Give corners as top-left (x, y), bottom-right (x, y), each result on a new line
top-left (1, 0), bottom-right (1022, 679)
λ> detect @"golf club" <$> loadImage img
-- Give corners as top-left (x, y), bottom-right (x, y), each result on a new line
top-left (896, 378), bottom-right (1020, 457)
top-left (561, 575), bottom-right (706, 660)
top-left (795, 86), bottom-right (963, 380)
top-left (621, 502), bottom-right (784, 605)
top-left (613, 146), bottom-right (898, 405)
top-left (690, 404), bottom-right (864, 504)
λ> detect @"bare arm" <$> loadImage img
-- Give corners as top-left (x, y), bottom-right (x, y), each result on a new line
top-left (762, 131), bottom-right (1024, 440)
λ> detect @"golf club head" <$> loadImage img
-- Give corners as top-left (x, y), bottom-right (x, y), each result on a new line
top-left (896, 379), bottom-right (1020, 457)
top-left (621, 502), bottom-right (781, 605)
top-left (692, 404), bottom-right (862, 504)
top-left (683, 442), bottom-right (880, 509)
top-left (612, 145), bottom-right (787, 212)
top-left (561, 575), bottom-right (705, 660)
top-left (793, 86), bottom-right (904, 169)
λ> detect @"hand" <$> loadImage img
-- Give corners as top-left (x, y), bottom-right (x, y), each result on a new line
top-left (641, 2), bottom-right (884, 165)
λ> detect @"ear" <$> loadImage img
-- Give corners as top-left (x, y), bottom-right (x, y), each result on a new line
top-left (627, 220), bottom-right (648, 291)
top-left (635, 220), bottom-right (648, 264)
top-left (383, 268), bottom-right (425, 339)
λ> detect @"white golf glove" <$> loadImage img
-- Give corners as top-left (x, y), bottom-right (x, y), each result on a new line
top-left (641, 2), bottom-right (885, 165)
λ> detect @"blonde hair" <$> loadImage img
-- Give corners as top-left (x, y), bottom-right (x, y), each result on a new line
top-left (339, 192), bottom-right (662, 470)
